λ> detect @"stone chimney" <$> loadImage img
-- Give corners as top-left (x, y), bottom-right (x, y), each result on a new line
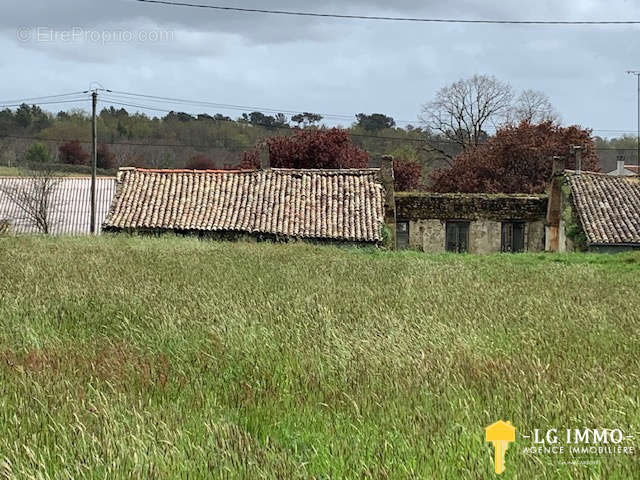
top-left (617, 157), bottom-right (625, 175)
top-left (571, 145), bottom-right (582, 174)
top-left (378, 155), bottom-right (396, 249)
top-left (545, 156), bottom-right (566, 252)
top-left (259, 144), bottom-right (270, 170)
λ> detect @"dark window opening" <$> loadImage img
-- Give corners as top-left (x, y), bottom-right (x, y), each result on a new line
top-left (501, 222), bottom-right (525, 253)
top-left (396, 220), bottom-right (409, 249)
top-left (445, 221), bottom-right (469, 253)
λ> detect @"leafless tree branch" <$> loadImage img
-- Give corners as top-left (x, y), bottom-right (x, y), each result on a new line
top-left (420, 74), bottom-right (514, 150)
top-left (508, 89), bottom-right (560, 124)
top-left (0, 166), bottom-right (62, 234)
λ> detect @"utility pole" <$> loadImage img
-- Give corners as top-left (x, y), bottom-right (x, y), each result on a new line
top-left (626, 70), bottom-right (640, 174)
top-left (91, 90), bottom-right (97, 234)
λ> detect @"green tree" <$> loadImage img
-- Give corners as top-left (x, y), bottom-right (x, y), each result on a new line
top-left (0, 109), bottom-right (15, 135)
top-left (355, 113), bottom-right (396, 132)
top-left (25, 142), bottom-right (51, 164)
top-left (291, 112), bottom-right (323, 127)
top-left (15, 103), bottom-right (32, 128)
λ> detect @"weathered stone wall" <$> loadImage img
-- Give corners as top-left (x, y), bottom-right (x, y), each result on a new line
top-left (407, 219), bottom-right (545, 253)
top-left (528, 221), bottom-right (546, 252)
top-left (408, 219), bottom-right (444, 252)
top-left (398, 193), bottom-right (548, 253)
top-left (470, 220), bottom-right (502, 253)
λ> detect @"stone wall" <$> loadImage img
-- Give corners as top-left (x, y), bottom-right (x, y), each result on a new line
top-left (527, 221), bottom-right (546, 252)
top-left (470, 220), bottom-right (502, 253)
top-left (406, 219), bottom-right (546, 253)
top-left (397, 192), bottom-right (548, 253)
top-left (409, 219), bottom-right (444, 253)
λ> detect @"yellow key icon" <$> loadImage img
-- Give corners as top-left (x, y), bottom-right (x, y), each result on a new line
top-left (485, 420), bottom-right (516, 475)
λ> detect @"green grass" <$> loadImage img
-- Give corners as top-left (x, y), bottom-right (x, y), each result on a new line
top-left (0, 166), bottom-right (33, 176)
top-left (0, 236), bottom-right (639, 479)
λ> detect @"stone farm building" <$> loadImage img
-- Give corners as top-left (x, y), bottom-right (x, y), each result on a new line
top-left (547, 158), bottom-right (640, 253)
top-left (2, 155), bottom-right (640, 253)
top-left (101, 159), bottom-right (549, 253)
top-left (102, 166), bottom-right (390, 245)
top-left (395, 192), bottom-right (547, 253)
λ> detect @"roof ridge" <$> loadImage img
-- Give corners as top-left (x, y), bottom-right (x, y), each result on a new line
top-left (564, 169), bottom-right (609, 177)
top-left (118, 167), bottom-right (380, 174)
top-left (0, 176), bottom-right (117, 180)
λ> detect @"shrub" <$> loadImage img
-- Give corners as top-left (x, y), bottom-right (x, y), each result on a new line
top-left (393, 158), bottom-right (422, 191)
top-left (58, 140), bottom-right (89, 166)
top-left (25, 142), bottom-right (51, 164)
top-left (97, 144), bottom-right (116, 169)
top-left (186, 155), bottom-right (216, 170)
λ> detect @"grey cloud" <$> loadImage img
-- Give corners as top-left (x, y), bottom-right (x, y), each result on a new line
top-left (1, 0), bottom-right (640, 135)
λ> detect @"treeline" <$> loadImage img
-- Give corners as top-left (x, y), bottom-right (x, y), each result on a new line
top-left (0, 104), bottom-right (456, 178)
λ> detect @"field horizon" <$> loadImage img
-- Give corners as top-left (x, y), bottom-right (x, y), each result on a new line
top-left (1, 236), bottom-right (639, 478)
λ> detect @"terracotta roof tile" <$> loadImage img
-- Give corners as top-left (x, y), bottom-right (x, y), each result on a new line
top-left (568, 172), bottom-right (640, 245)
top-left (104, 167), bottom-right (385, 242)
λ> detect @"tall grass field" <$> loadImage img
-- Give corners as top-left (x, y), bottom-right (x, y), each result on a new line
top-left (0, 236), bottom-right (639, 479)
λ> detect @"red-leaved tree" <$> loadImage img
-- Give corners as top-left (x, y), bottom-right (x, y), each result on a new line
top-left (393, 158), bottom-right (423, 191)
top-left (186, 154), bottom-right (216, 170)
top-left (241, 128), bottom-right (369, 169)
top-left (428, 121), bottom-right (599, 194)
top-left (238, 150), bottom-right (260, 169)
top-left (58, 140), bottom-right (89, 165)
top-left (97, 143), bottom-right (116, 169)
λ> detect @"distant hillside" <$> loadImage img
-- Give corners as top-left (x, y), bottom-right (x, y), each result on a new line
top-left (0, 105), bottom-right (457, 182)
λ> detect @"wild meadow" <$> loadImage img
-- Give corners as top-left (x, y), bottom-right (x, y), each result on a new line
top-left (0, 236), bottom-right (639, 479)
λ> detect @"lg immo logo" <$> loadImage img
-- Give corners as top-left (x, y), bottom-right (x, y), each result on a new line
top-left (485, 420), bottom-right (636, 474)
top-left (485, 420), bottom-right (516, 474)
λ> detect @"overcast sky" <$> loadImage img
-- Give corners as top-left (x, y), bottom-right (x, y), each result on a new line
top-left (1, 0), bottom-right (640, 137)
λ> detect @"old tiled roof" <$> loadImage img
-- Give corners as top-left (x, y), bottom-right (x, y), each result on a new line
top-left (104, 167), bottom-right (385, 242)
top-left (568, 172), bottom-right (640, 245)
top-left (0, 177), bottom-right (116, 235)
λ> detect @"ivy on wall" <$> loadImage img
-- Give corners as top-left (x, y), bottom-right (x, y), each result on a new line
top-left (395, 192), bottom-right (548, 222)
top-left (561, 183), bottom-right (588, 251)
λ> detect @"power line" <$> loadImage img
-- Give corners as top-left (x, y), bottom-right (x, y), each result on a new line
top-left (3, 91), bottom-right (640, 147)
top-left (98, 98), bottom-right (460, 146)
top-left (6, 88), bottom-right (637, 134)
top-left (101, 91), bottom-right (640, 133)
top-left (133, 0), bottom-right (640, 25)
top-left (0, 98), bottom-right (90, 109)
top-left (106, 90), bottom-right (356, 121)
top-left (99, 94), bottom-right (640, 137)
top-left (104, 91), bottom-right (419, 125)
top-left (0, 91), bottom-right (89, 105)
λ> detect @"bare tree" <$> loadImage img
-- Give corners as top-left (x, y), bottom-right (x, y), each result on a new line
top-left (0, 166), bottom-right (61, 234)
top-left (420, 74), bottom-right (514, 154)
top-left (510, 89), bottom-right (560, 124)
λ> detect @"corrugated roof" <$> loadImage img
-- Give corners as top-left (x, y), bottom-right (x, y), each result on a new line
top-left (0, 177), bottom-right (116, 235)
top-left (568, 172), bottom-right (640, 245)
top-left (104, 167), bottom-right (385, 242)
